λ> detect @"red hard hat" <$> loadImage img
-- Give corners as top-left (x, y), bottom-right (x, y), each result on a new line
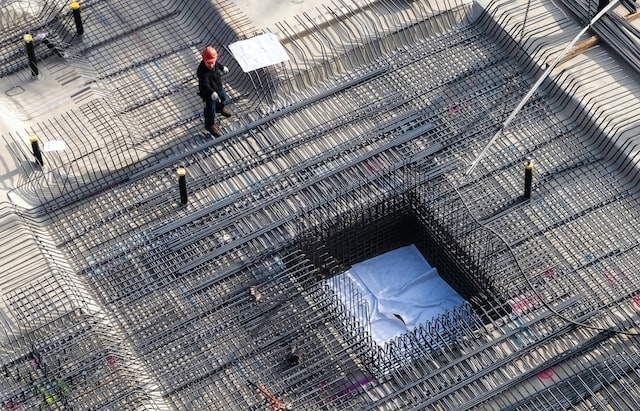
top-left (202, 46), bottom-right (218, 64)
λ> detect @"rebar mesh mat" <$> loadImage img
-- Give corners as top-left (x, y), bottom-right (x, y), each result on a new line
top-left (2, 0), bottom-right (640, 410)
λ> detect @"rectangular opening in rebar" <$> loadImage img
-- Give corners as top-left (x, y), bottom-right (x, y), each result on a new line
top-left (299, 194), bottom-right (509, 372)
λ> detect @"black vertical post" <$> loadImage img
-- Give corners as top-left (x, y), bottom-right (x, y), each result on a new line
top-left (177, 167), bottom-right (188, 204)
top-left (24, 34), bottom-right (38, 77)
top-left (597, 0), bottom-right (610, 13)
top-left (523, 159), bottom-right (533, 199)
top-left (71, 2), bottom-right (84, 35)
top-left (30, 134), bottom-right (43, 166)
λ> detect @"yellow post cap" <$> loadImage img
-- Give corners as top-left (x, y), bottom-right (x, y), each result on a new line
top-left (23, 33), bottom-right (33, 43)
top-left (176, 167), bottom-right (187, 176)
top-left (70, 2), bottom-right (80, 10)
top-left (524, 159), bottom-right (534, 169)
top-left (29, 133), bottom-right (39, 142)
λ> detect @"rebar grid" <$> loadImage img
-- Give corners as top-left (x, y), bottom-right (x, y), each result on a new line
top-left (0, 0), bottom-right (78, 77)
top-left (44, 19), bottom-right (516, 255)
top-left (37, 3), bottom-right (636, 408)
top-left (3, 0), bottom-right (258, 212)
top-left (2, 0), bottom-right (640, 409)
top-left (0, 199), bottom-right (163, 409)
top-left (1, 281), bottom-right (160, 410)
top-left (267, 0), bottom-right (476, 104)
top-left (4, 0), bottom-right (483, 213)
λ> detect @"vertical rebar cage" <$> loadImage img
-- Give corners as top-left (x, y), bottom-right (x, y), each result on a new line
top-left (295, 172), bottom-right (508, 376)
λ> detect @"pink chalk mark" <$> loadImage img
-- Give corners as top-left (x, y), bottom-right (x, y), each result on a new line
top-left (542, 268), bottom-right (555, 279)
top-left (633, 295), bottom-right (640, 309)
top-left (537, 368), bottom-right (555, 381)
top-left (603, 272), bottom-right (618, 286)
top-left (105, 355), bottom-right (118, 368)
top-left (365, 161), bottom-right (377, 173)
top-left (510, 294), bottom-right (538, 314)
top-left (331, 377), bottom-right (373, 400)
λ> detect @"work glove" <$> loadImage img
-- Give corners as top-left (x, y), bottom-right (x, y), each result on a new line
top-left (222, 66), bottom-right (229, 74)
top-left (211, 91), bottom-right (219, 102)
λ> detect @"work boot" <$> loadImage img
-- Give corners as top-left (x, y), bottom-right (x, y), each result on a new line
top-left (207, 124), bottom-right (223, 137)
top-left (220, 107), bottom-right (233, 117)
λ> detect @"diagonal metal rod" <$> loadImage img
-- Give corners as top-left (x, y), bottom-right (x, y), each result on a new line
top-left (465, 0), bottom-right (620, 176)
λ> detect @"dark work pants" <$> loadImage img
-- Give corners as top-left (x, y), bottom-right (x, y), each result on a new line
top-left (203, 89), bottom-right (229, 129)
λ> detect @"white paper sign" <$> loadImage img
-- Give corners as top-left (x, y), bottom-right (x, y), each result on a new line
top-left (43, 140), bottom-right (66, 151)
top-left (228, 33), bottom-right (289, 73)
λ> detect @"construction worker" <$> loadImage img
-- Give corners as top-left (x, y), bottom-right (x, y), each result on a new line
top-left (197, 46), bottom-right (233, 137)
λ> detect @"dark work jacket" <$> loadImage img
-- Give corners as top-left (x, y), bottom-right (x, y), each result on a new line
top-left (197, 60), bottom-right (224, 102)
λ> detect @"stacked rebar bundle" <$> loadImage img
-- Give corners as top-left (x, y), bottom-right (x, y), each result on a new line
top-left (561, 0), bottom-right (640, 73)
top-left (1, 0), bottom-right (640, 409)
